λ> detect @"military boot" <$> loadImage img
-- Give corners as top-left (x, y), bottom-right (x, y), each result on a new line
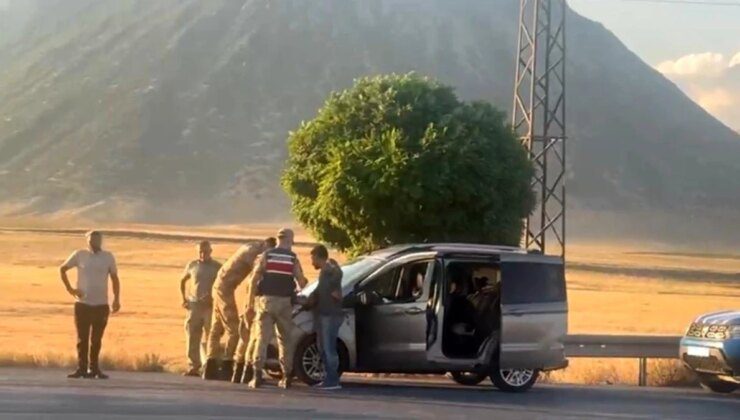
top-left (220, 360), bottom-right (234, 381)
top-left (247, 369), bottom-right (263, 389)
top-left (231, 362), bottom-right (245, 384)
top-left (202, 358), bottom-right (220, 381)
top-left (278, 376), bottom-right (292, 389)
top-left (241, 364), bottom-right (254, 384)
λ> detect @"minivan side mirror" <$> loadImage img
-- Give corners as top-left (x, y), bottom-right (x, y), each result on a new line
top-left (357, 290), bottom-right (381, 306)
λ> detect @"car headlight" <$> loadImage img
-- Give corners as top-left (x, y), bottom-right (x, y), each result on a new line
top-left (731, 325), bottom-right (740, 339)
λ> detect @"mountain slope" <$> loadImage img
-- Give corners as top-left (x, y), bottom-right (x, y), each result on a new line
top-left (0, 0), bottom-right (739, 236)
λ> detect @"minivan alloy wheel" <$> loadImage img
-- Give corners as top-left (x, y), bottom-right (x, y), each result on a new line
top-left (489, 368), bottom-right (540, 392)
top-left (500, 369), bottom-right (534, 387)
top-left (301, 342), bottom-right (325, 382)
top-left (294, 334), bottom-right (348, 385)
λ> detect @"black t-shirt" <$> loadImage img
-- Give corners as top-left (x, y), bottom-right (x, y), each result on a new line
top-left (315, 262), bottom-right (343, 316)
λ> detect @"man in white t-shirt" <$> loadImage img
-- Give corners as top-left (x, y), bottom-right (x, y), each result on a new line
top-left (59, 231), bottom-right (121, 379)
top-left (179, 241), bottom-right (221, 377)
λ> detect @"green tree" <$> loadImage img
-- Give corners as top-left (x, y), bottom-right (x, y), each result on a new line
top-left (282, 73), bottom-right (534, 255)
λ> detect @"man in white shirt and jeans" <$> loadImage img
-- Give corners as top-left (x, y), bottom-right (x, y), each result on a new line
top-left (59, 231), bottom-right (121, 379)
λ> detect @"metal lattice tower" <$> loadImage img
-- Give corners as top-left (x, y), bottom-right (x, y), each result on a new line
top-left (512, 0), bottom-right (567, 257)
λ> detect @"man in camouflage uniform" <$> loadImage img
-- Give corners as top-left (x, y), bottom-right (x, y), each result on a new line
top-left (202, 238), bottom-right (270, 381)
top-left (232, 237), bottom-right (277, 383)
top-left (246, 228), bottom-right (308, 389)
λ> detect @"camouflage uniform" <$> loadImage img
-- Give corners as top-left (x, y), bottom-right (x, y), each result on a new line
top-left (205, 242), bottom-right (263, 361)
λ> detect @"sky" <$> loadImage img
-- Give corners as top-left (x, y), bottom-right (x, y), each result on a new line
top-left (569, 0), bottom-right (740, 131)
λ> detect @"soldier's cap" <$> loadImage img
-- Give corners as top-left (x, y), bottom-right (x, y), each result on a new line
top-left (277, 227), bottom-right (294, 239)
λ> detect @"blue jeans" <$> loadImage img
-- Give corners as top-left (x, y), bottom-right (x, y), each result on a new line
top-left (316, 314), bottom-right (343, 386)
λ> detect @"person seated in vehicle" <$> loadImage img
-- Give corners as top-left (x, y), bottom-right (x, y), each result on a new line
top-left (395, 266), bottom-right (426, 303)
top-left (411, 270), bottom-right (424, 300)
top-left (467, 275), bottom-right (501, 343)
top-left (445, 273), bottom-right (478, 357)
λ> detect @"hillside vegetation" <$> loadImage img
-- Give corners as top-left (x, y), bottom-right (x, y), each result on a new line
top-left (1, 0), bottom-right (739, 243)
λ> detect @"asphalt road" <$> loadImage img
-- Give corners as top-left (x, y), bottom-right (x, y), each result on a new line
top-left (0, 368), bottom-right (737, 419)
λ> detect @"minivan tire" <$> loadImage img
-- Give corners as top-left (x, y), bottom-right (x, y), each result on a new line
top-left (293, 334), bottom-right (348, 386)
top-left (490, 368), bottom-right (539, 393)
top-left (449, 371), bottom-right (488, 386)
top-left (699, 375), bottom-right (738, 394)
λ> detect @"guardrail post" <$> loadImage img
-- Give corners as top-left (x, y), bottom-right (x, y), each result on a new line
top-left (638, 358), bottom-right (647, 386)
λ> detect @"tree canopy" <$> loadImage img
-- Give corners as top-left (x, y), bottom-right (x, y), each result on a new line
top-left (282, 73), bottom-right (534, 255)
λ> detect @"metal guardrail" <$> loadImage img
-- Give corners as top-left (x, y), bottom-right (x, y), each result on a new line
top-left (564, 334), bottom-right (682, 386)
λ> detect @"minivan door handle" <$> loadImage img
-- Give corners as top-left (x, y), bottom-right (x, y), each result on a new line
top-left (405, 307), bottom-right (425, 315)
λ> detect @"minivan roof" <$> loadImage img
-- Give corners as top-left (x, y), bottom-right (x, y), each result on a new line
top-left (369, 243), bottom-right (532, 260)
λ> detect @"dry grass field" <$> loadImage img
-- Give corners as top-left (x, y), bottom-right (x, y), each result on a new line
top-left (0, 223), bottom-right (738, 386)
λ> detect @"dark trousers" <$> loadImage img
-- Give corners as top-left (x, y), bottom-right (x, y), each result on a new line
top-left (74, 303), bottom-right (110, 372)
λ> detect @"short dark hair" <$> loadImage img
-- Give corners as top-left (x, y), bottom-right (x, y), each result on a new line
top-left (264, 237), bottom-right (277, 248)
top-left (311, 244), bottom-right (329, 260)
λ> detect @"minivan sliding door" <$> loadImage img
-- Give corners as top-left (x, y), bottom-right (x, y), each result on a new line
top-left (499, 254), bottom-right (568, 370)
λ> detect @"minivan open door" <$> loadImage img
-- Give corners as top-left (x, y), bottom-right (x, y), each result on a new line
top-left (425, 259), bottom-right (447, 363)
top-left (426, 257), bottom-right (496, 369)
top-left (499, 253), bottom-right (568, 370)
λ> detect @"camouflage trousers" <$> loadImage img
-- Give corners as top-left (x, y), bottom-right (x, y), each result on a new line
top-left (252, 296), bottom-right (296, 377)
top-left (205, 289), bottom-right (240, 361)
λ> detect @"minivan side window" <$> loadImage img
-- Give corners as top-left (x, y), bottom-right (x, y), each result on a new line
top-left (361, 267), bottom-right (400, 301)
top-left (395, 262), bottom-right (430, 302)
top-left (501, 262), bottom-right (566, 304)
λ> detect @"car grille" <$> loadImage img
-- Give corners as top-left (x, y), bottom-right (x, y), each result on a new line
top-left (683, 355), bottom-right (731, 375)
top-left (686, 323), bottom-right (730, 340)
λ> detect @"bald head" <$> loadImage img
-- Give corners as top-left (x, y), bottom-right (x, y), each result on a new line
top-left (277, 227), bottom-right (295, 249)
top-left (197, 240), bottom-right (212, 262)
top-left (86, 231), bottom-right (103, 253)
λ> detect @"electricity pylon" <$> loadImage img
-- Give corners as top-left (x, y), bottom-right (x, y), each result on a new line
top-left (512, 0), bottom-right (567, 257)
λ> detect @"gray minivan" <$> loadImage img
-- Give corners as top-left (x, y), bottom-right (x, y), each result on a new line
top-left (287, 243), bottom-right (568, 392)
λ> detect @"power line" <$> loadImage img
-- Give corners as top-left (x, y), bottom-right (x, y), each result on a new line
top-left (578, 0), bottom-right (740, 6)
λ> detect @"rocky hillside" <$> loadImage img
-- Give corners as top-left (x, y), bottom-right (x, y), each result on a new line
top-left (1, 0), bottom-right (739, 241)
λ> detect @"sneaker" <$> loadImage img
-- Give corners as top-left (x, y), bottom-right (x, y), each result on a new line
top-left (183, 368), bottom-right (201, 377)
top-left (314, 382), bottom-right (342, 390)
top-left (67, 369), bottom-right (88, 379)
top-left (89, 370), bottom-right (109, 380)
top-left (278, 377), bottom-right (292, 389)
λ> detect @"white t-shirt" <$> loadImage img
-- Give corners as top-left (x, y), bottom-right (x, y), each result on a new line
top-left (62, 249), bottom-right (118, 306)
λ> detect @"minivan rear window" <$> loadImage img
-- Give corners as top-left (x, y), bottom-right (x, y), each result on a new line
top-left (501, 262), bottom-right (566, 304)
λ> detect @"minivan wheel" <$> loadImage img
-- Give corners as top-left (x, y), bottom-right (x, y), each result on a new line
top-left (490, 368), bottom-right (539, 393)
top-left (449, 371), bottom-right (488, 386)
top-left (293, 334), bottom-right (348, 386)
top-left (699, 375), bottom-right (738, 394)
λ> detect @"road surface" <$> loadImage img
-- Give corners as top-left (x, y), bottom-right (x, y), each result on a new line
top-left (0, 368), bottom-right (737, 419)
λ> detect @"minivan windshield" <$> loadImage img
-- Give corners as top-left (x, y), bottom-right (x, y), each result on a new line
top-left (299, 256), bottom-right (385, 296)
